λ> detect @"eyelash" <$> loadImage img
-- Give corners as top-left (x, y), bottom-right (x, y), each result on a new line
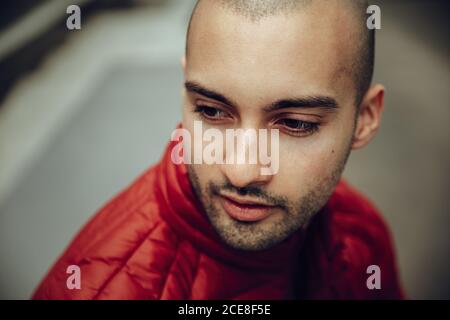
top-left (274, 118), bottom-right (319, 137)
top-left (194, 105), bottom-right (320, 137)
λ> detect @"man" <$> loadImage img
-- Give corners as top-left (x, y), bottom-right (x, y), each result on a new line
top-left (33, 0), bottom-right (403, 299)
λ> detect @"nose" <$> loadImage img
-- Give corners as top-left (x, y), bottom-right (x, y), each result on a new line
top-left (219, 163), bottom-right (273, 188)
top-left (219, 127), bottom-right (273, 188)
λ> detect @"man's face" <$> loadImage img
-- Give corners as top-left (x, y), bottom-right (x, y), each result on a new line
top-left (182, 1), bottom-right (360, 251)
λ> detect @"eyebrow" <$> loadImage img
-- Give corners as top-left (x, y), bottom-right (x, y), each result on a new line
top-left (263, 96), bottom-right (339, 112)
top-left (185, 81), bottom-right (236, 107)
top-left (184, 81), bottom-right (339, 112)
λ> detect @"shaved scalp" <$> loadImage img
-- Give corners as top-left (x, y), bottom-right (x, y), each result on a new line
top-left (186, 0), bottom-right (375, 106)
top-left (219, 0), bottom-right (311, 20)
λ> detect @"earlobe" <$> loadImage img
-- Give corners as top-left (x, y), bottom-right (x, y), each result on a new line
top-left (351, 84), bottom-right (385, 150)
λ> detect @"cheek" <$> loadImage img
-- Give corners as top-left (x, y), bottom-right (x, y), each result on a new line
top-left (190, 163), bottom-right (221, 191)
top-left (180, 106), bottom-right (223, 189)
top-left (274, 135), bottom-right (349, 197)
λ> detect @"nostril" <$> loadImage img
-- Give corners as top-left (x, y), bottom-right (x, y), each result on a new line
top-left (237, 188), bottom-right (248, 196)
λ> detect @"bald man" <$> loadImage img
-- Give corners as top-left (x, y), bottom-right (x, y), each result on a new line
top-left (33, 0), bottom-right (404, 300)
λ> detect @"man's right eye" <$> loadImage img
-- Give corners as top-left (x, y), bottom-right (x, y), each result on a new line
top-left (194, 105), bottom-right (230, 121)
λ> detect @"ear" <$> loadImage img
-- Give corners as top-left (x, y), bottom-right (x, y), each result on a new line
top-left (352, 84), bottom-right (385, 150)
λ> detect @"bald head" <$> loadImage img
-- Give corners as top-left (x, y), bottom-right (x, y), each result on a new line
top-left (186, 0), bottom-right (374, 106)
top-left (218, 0), bottom-right (310, 20)
top-left (186, 0), bottom-right (375, 106)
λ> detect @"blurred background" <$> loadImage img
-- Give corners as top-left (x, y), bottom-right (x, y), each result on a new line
top-left (0, 0), bottom-right (448, 299)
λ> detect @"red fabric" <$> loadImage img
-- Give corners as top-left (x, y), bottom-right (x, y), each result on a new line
top-left (32, 140), bottom-right (404, 300)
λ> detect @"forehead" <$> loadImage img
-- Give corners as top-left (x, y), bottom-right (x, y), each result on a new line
top-left (186, 0), bottom-right (359, 106)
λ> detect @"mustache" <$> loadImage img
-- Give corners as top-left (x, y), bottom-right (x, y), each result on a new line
top-left (208, 180), bottom-right (288, 209)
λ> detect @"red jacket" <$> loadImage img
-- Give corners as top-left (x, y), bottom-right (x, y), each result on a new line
top-left (33, 140), bottom-right (404, 299)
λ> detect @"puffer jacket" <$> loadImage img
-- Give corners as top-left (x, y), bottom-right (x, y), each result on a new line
top-left (32, 140), bottom-right (404, 299)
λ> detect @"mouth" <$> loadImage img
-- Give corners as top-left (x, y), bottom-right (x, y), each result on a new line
top-left (218, 193), bottom-right (276, 223)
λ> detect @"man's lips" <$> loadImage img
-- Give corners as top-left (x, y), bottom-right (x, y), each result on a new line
top-left (218, 194), bottom-right (276, 222)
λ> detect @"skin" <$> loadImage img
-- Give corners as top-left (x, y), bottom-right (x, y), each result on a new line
top-left (180, 0), bottom-right (384, 251)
